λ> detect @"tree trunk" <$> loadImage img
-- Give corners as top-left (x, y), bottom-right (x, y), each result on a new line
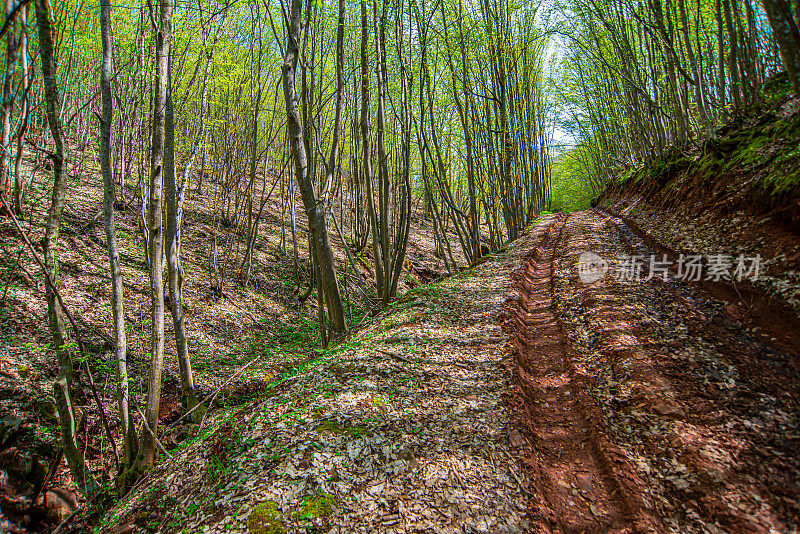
top-left (361, 0), bottom-right (383, 301)
top-left (282, 0), bottom-right (346, 336)
top-left (138, 0), bottom-right (172, 469)
top-left (0, 0), bottom-right (17, 205)
top-left (678, 0), bottom-right (713, 137)
top-left (388, 1), bottom-right (412, 298)
top-left (12, 6), bottom-right (29, 218)
top-left (36, 0), bottom-right (93, 495)
top-left (36, 0), bottom-right (72, 390)
top-left (374, 0), bottom-right (391, 305)
top-left (240, 8), bottom-right (262, 286)
top-left (54, 378), bottom-right (100, 500)
top-left (100, 0), bottom-right (136, 468)
top-left (722, 0), bottom-right (742, 108)
top-left (762, 0), bottom-right (800, 95)
top-left (164, 54), bottom-right (199, 420)
top-left (716, 0), bottom-right (727, 110)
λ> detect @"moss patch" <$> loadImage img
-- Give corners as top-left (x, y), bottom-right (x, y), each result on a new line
top-left (315, 419), bottom-right (368, 437)
top-left (613, 76), bottom-right (800, 229)
top-left (247, 501), bottom-right (284, 534)
top-left (299, 492), bottom-right (336, 520)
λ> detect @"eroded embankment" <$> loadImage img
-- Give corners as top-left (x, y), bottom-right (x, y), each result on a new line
top-left (600, 205), bottom-right (800, 360)
top-left (595, 84), bottom-right (800, 324)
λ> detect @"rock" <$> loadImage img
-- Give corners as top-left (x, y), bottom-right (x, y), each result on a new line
top-left (367, 482), bottom-right (385, 495)
top-left (0, 447), bottom-right (47, 493)
top-left (0, 469), bottom-right (33, 515)
top-left (33, 440), bottom-right (59, 460)
top-left (111, 524), bottom-right (135, 534)
top-left (328, 466), bottom-right (340, 482)
top-left (652, 402), bottom-right (686, 418)
top-left (399, 446), bottom-right (414, 461)
top-left (0, 508), bottom-right (28, 534)
top-left (576, 472), bottom-right (593, 492)
top-left (509, 429), bottom-right (526, 447)
top-left (0, 417), bottom-right (21, 448)
top-left (724, 304), bottom-right (743, 320)
top-left (0, 448), bottom-right (33, 478)
top-left (667, 476), bottom-right (691, 491)
top-left (44, 488), bottom-right (79, 523)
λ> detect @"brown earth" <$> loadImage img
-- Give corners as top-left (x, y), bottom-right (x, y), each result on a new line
top-left (4, 139), bottom-right (800, 533)
top-left (5, 203), bottom-right (800, 533)
top-left (506, 211), bottom-right (800, 533)
top-left (94, 231), bottom-right (533, 534)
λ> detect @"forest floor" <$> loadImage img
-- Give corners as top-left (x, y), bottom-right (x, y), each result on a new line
top-left (82, 207), bottom-right (800, 534)
top-left (2, 186), bottom-right (800, 531)
top-left (0, 151), bottom-right (465, 533)
top-left (3, 116), bottom-right (800, 533)
top-left (95, 225), bottom-right (532, 534)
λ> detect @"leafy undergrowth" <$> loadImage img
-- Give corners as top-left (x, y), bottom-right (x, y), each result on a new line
top-left (95, 243), bottom-right (533, 534)
top-left (0, 139), bottom-right (466, 531)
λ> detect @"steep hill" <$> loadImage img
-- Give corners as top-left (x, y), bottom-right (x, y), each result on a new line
top-left (597, 76), bottom-right (800, 323)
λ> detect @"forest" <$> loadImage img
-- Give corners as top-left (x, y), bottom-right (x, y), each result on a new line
top-left (0, 0), bottom-right (799, 531)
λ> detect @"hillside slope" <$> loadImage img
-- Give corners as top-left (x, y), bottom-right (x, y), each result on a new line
top-left (93, 237), bottom-right (530, 534)
top-left (597, 76), bottom-right (800, 322)
top-left (0, 151), bottom-right (466, 532)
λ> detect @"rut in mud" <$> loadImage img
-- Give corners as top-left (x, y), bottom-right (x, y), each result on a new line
top-left (506, 211), bottom-right (800, 533)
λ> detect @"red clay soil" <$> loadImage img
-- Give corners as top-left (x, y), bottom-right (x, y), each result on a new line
top-left (602, 207), bottom-right (800, 361)
top-left (505, 211), bottom-right (800, 533)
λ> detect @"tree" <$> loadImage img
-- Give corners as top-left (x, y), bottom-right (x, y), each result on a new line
top-left (100, 0), bottom-right (137, 469)
top-left (11, 2), bottom-right (29, 218)
top-left (138, 0), bottom-right (173, 469)
top-left (1, 0), bottom-right (17, 212)
top-left (35, 0), bottom-right (99, 498)
top-left (761, 0), bottom-right (800, 95)
top-left (282, 0), bottom-right (346, 337)
top-left (165, 51), bottom-right (200, 418)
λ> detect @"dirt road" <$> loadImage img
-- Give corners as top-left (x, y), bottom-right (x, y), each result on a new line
top-left (506, 211), bottom-right (800, 533)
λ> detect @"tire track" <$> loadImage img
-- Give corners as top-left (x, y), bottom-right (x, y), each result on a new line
top-left (505, 213), bottom-right (662, 534)
top-left (531, 208), bottom-right (800, 532)
top-left (597, 209), bottom-right (800, 531)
